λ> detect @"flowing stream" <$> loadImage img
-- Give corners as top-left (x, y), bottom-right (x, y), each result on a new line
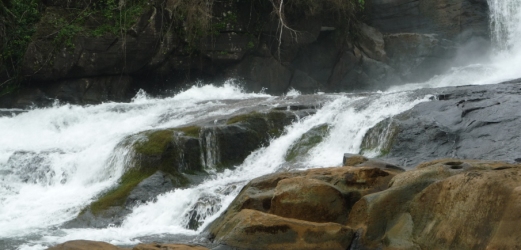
top-left (1, 0), bottom-right (520, 249)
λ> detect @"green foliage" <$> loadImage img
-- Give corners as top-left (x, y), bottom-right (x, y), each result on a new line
top-left (247, 41), bottom-right (255, 49)
top-left (53, 18), bottom-right (83, 48)
top-left (0, 0), bottom-right (41, 95)
top-left (168, 0), bottom-right (213, 51)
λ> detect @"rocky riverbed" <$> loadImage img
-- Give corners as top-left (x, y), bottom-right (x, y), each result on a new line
top-left (44, 80), bottom-right (521, 250)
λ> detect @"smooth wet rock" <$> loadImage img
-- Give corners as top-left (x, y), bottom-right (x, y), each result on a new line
top-left (285, 124), bottom-right (330, 162)
top-left (125, 171), bottom-right (176, 206)
top-left (369, 82), bottom-right (521, 167)
top-left (213, 209), bottom-right (354, 250)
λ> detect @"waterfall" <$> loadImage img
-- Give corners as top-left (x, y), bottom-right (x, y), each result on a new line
top-left (1, 2), bottom-right (521, 250)
top-left (489, 0), bottom-right (521, 51)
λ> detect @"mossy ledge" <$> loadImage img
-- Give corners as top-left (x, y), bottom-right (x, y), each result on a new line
top-left (226, 111), bottom-right (266, 125)
top-left (225, 110), bottom-right (291, 137)
top-left (174, 126), bottom-right (201, 138)
top-left (84, 127), bottom-right (203, 215)
top-left (133, 129), bottom-right (174, 156)
top-left (86, 168), bottom-right (189, 215)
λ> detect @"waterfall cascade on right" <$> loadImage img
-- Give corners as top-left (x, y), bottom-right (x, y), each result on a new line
top-left (489, 0), bottom-right (521, 51)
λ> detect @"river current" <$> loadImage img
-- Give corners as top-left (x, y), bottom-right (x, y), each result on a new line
top-left (1, 0), bottom-right (520, 249)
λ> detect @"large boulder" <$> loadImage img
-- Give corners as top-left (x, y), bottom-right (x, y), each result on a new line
top-left (269, 177), bottom-right (350, 224)
top-left (347, 159), bottom-right (521, 249)
top-left (362, 82), bottom-right (521, 167)
top-left (207, 164), bottom-right (403, 242)
top-left (212, 209), bottom-right (354, 250)
top-left (47, 240), bottom-right (209, 250)
top-left (47, 240), bottom-right (121, 250)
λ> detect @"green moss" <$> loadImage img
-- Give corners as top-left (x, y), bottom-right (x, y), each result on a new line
top-left (133, 130), bottom-right (173, 156)
top-left (87, 167), bottom-right (189, 215)
top-left (89, 168), bottom-right (152, 214)
top-left (285, 124), bottom-right (330, 161)
top-left (359, 118), bottom-right (399, 157)
top-left (0, 0), bottom-right (41, 95)
top-left (226, 111), bottom-right (265, 125)
top-left (174, 126), bottom-right (201, 137)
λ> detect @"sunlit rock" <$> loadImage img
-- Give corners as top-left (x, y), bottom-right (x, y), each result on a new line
top-left (348, 159), bottom-right (521, 249)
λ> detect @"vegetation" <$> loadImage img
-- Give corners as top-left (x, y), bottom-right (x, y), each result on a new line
top-left (133, 130), bottom-right (173, 156)
top-left (0, 0), bottom-right (148, 96)
top-left (167, 0), bottom-right (213, 49)
top-left (0, 0), bottom-right (41, 96)
top-left (0, 0), bottom-right (365, 97)
top-left (89, 168), bottom-right (153, 214)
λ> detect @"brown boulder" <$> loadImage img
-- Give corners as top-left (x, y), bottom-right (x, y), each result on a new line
top-left (207, 165), bottom-right (402, 238)
top-left (347, 159), bottom-right (521, 250)
top-left (270, 177), bottom-right (349, 223)
top-left (47, 240), bottom-right (122, 250)
top-left (213, 209), bottom-right (354, 250)
top-left (132, 243), bottom-right (208, 250)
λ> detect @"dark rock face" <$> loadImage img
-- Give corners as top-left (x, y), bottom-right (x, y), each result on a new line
top-left (225, 56), bottom-right (293, 94)
top-left (384, 33), bottom-right (455, 82)
top-left (366, 0), bottom-right (489, 40)
top-left (0, 0), bottom-right (492, 107)
top-left (363, 82), bottom-right (521, 167)
top-left (23, 6), bottom-right (162, 81)
top-left (125, 171), bottom-right (176, 206)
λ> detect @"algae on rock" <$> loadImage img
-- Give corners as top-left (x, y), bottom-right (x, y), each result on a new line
top-left (360, 117), bottom-right (399, 157)
top-left (285, 124), bottom-right (330, 162)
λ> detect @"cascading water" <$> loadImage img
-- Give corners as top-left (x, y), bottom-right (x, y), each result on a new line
top-left (1, 2), bottom-right (520, 250)
top-left (388, 0), bottom-right (521, 92)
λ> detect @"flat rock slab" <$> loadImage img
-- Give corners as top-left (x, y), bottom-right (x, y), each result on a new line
top-left (378, 81), bottom-right (521, 167)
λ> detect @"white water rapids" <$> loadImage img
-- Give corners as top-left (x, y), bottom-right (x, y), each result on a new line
top-left (1, 0), bottom-right (520, 249)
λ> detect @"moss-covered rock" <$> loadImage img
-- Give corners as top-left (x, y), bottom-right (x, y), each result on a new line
top-left (201, 110), bottom-right (297, 170)
top-left (67, 126), bottom-right (206, 227)
top-left (360, 117), bottom-right (399, 156)
top-left (133, 129), bottom-right (174, 156)
top-left (285, 124), bottom-right (330, 162)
